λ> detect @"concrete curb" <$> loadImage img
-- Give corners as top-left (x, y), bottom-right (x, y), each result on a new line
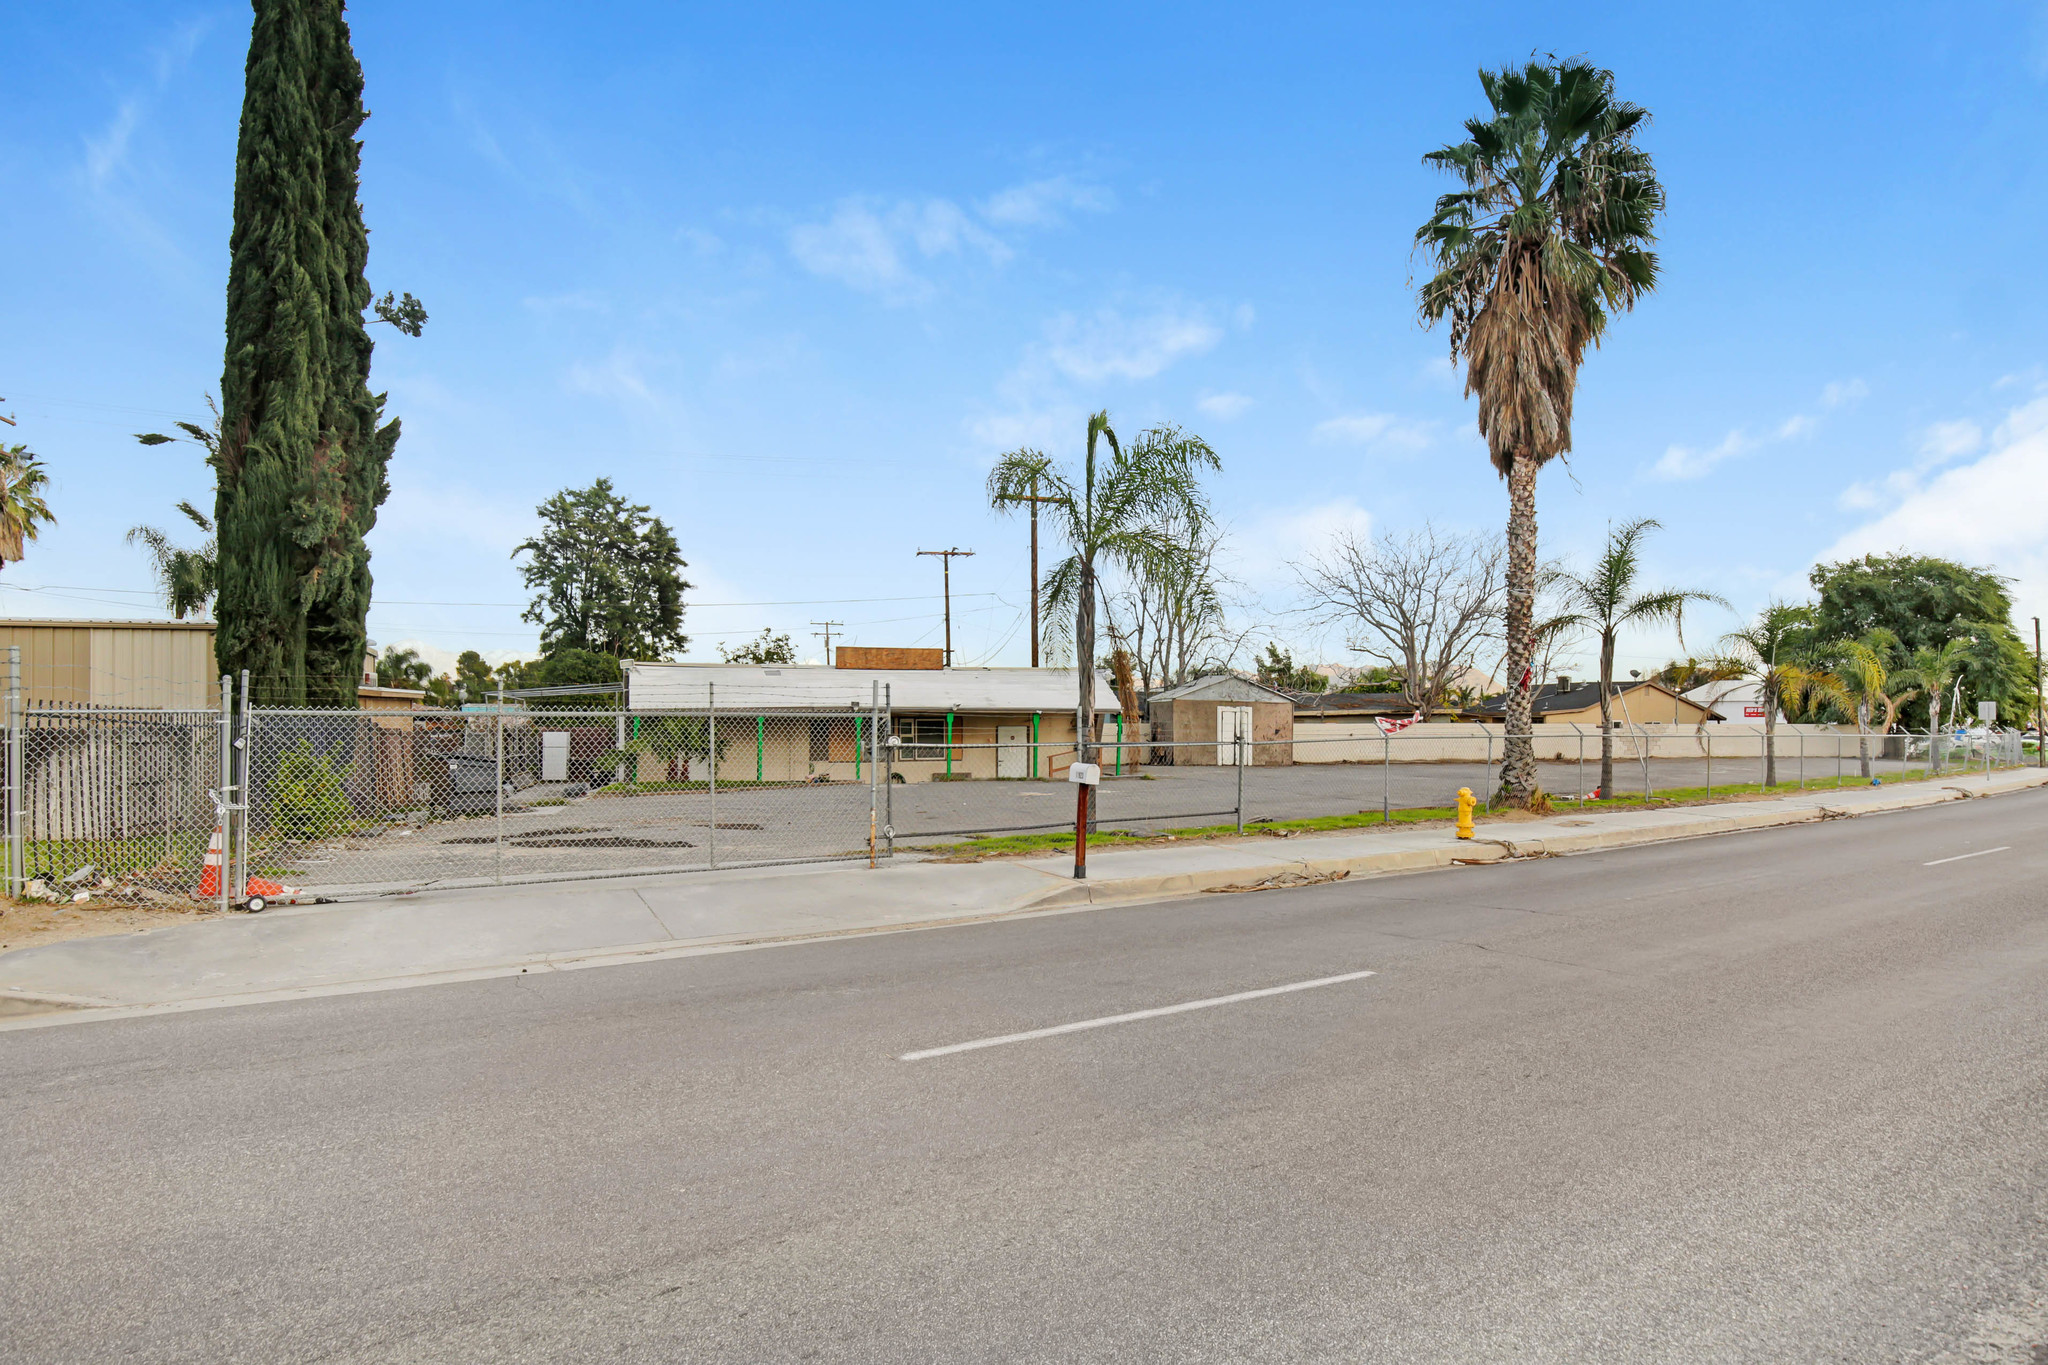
top-left (1009, 770), bottom-right (2045, 913)
top-left (3, 768), bottom-right (2042, 1027)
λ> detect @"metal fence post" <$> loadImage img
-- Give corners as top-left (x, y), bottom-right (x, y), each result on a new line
top-left (1484, 728), bottom-right (1494, 811)
top-left (707, 682), bottom-right (717, 870)
top-left (868, 681), bottom-right (879, 868)
top-left (1705, 728), bottom-right (1712, 801)
top-left (6, 645), bottom-right (19, 899)
top-left (217, 674), bottom-right (232, 916)
top-left (1575, 724), bottom-right (1585, 802)
top-left (1234, 730), bottom-right (1245, 834)
top-left (1382, 733), bottom-right (1391, 824)
top-left (883, 683), bottom-right (893, 858)
top-left (235, 670), bottom-right (251, 904)
top-left (494, 680), bottom-right (506, 885)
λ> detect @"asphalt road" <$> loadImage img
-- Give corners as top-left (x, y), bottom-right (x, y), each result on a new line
top-left (5, 790), bottom-right (2047, 1363)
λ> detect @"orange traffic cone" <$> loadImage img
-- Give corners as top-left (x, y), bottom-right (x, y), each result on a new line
top-left (196, 825), bottom-right (225, 898)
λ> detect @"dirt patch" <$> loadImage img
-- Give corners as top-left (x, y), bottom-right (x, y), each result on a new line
top-left (1, 899), bottom-right (223, 954)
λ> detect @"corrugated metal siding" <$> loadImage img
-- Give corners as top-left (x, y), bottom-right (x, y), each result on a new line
top-left (0, 620), bottom-right (217, 709)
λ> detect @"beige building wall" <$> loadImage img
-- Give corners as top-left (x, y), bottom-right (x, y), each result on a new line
top-left (1541, 687), bottom-right (1715, 727)
top-left (0, 620), bottom-right (220, 709)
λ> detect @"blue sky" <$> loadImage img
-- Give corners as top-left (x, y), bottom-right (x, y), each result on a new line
top-left (11, 1), bottom-right (2048, 681)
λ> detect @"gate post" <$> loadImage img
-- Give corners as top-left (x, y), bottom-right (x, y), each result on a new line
top-left (495, 680), bottom-right (506, 885)
top-left (6, 645), bottom-right (19, 899)
top-left (707, 682), bottom-right (717, 870)
top-left (235, 670), bottom-right (251, 903)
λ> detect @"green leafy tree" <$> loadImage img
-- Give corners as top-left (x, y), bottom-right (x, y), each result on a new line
top-left (988, 415), bottom-right (1220, 767)
top-left (1810, 554), bottom-right (2028, 725)
top-left (1255, 644), bottom-right (1327, 692)
top-left (720, 630), bottom-right (797, 665)
top-left (267, 739), bottom-right (351, 840)
top-left (1416, 58), bottom-right (1665, 805)
top-left (0, 444), bottom-right (56, 570)
top-left (455, 650), bottom-right (495, 701)
top-left (1548, 518), bottom-right (1727, 795)
top-left (514, 479), bottom-right (691, 660)
top-left (213, 0), bottom-right (424, 706)
top-left (1713, 602), bottom-right (1839, 787)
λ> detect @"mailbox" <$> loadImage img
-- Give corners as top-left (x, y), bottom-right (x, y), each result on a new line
top-left (1068, 762), bottom-right (1101, 786)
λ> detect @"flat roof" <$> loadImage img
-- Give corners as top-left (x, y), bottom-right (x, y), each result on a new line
top-left (0, 618), bottom-right (214, 630)
top-left (625, 663), bottom-right (1120, 713)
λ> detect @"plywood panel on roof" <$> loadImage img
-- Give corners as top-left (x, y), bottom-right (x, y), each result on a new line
top-left (835, 646), bottom-right (944, 670)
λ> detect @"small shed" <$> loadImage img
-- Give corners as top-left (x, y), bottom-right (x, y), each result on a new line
top-left (1145, 674), bottom-right (1294, 765)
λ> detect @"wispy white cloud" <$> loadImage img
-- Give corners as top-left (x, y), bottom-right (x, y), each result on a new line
top-left (1042, 307), bottom-right (1221, 382)
top-left (565, 348), bottom-right (656, 402)
top-left (792, 174), bottom-right (1113, 303)
top-left (1198, 392), bottom-right (1254, 420)
top-left (1918, 418), bottom-right (1983, 461)
top-left (1821, 377), bottom-right (1869, 408)
top-left (74, 17), bottom-right (212, 261)
top-left (978, 175), bottom-right (1112, 227)
top-left (1652, 379), bottom-right (1844, 481)
top-left (1310, 411), bottom-right (1434, 452)
top-left (1820, 392), bottom-right (2048, 624)
top-left (788, 197), bottom-right (1010, 302)
top-left (1224, 497), bottom-right (1376, 587)
top-left (1653, 429), bottom-right (1755, 480)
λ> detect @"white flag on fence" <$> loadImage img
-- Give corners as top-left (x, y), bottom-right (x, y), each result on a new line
top-left (1375, 712), bottom-right (1424, 735)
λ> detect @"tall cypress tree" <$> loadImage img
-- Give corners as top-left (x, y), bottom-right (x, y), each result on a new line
top-left (215, 0), bottom-right (395, 706)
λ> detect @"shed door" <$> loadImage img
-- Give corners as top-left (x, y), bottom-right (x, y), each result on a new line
top-left (1217, 706), bottom-right (1252, 765)
top-left (996, 725), bottom-right (1029, 779)
top-left (541, 731), bottom-right (571, 782)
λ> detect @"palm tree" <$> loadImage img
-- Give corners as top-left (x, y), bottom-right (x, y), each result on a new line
top-left (1548, 518), bottom-right (1727, 795)
top-left (1894, 638), bottom-right (1973, 774)
top-left (125, 502), bottom-right (218, 619)
top-left (1715, 602), bottom-right (1841, 787)
top-left (988, 413), bottom-right (1219, 770)
top-left (1416, 58), bottom-right (1665, 805)
top-left (1833, 631), bottom-right (1903, 780)
top-left (375, 646), bottom-right (432, 690)
top-left (0, 444), bottom-right (56, 569)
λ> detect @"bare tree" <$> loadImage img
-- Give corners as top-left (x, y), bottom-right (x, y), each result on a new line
top-left (1295, 525), bottom-right (1504, 715)
top-left (1102, 514), bottom-right (1246, 689)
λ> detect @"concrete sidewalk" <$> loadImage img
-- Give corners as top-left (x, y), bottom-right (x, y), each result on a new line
top-left (6, 765), bottom-right (2045, 1018)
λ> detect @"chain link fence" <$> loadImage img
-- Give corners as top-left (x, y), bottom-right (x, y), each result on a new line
top-left (0, 658), bottom-right (2035, 905)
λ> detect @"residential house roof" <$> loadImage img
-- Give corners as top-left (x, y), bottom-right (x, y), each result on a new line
top-left (1145, 674), bottom-right (1297, 706)
top-left (1470, 678), bottom-right (1711, 719)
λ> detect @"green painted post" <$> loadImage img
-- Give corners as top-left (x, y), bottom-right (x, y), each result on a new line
top-left (945, 712), bottom-right (953, 776)
top-left (855, 715), bottom-right (864, 780)
top-left (1114, 713), bottom-right (1124, 775)
top-left (755, 715), bottom-right (763, 781)
top-left (1031, 712), bottom-right (1040, 778)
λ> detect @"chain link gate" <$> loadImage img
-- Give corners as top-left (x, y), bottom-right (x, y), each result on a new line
top-left (2, 668), bottom-right (893, 904)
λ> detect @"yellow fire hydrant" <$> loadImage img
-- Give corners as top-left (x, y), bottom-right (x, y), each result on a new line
top-left (1455, 786), bottom-right (1476, 840)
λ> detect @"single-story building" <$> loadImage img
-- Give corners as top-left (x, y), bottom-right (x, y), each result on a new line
top-left (1682, 679), bottom-right (1756, 722)
top-left (0, 618), bottom-right (219, 709)
top-left (1144, 674), bottom-right (1294, 765)
top-left (624, 659), bottom-right (1121, 782)
top-left (1472, 676), bottom-right (1723, 727)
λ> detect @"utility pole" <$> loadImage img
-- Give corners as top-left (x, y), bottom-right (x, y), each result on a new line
top-left (810, 620), bottom-right (844, 666)
top-left (2035, 616), bottom-right (2044, 768)
top-left (916, 548), bottom-right (975, 667)
top-left (992, 477), bottom-right (1062, 667)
